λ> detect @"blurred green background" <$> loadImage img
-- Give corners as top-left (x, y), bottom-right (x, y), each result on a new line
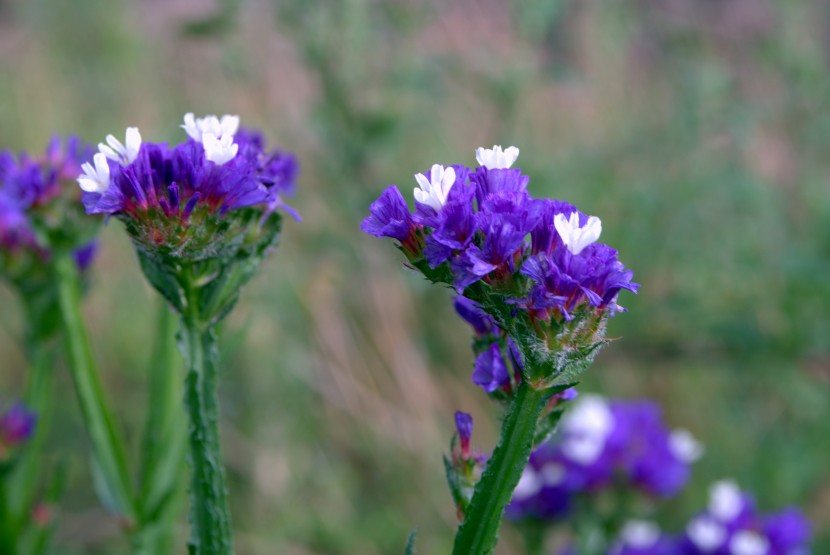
top-left (1, 0), bottom-right (829, 553)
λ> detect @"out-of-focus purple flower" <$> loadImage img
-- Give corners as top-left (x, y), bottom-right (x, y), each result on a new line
top-left (1, 137), bottom-right (97, 273)
top-left (0, 402), bottom-right (36, 451)
top-left (680, 480), bottom-right (812, 555)
top-left (507, 395), bottom-right (702, 522)
top-left (472, 343), bottom-right (511, 393)
top-left (73, 241), bottom-right (99, 272)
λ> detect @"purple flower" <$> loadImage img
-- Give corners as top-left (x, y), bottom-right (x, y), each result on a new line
top-left (73, 241), bottom-right (99, 272)
top-left (1, 137), bottom-right (97, 271)
top-left (360, 185), bottom-right (421, 256)
top-left (472, 343), bottom-right (511, 393)
top-left (680, 481), bottom-right (812, 555)
top-left (79, 115), bottom-right (299, 252)
top-left (507, 396), bottom-right (703, 523)
top-left (0, 402), bottom-right (36, 450)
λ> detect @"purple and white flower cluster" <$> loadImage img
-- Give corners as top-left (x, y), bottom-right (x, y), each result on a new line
top-left (592, 481), bottom-right (812, 555)
top-left (677, 480), bottom-right (811, 555)
top-left (362, 145), bottom-right (638, 322)
top-left (79, 113), bottom-right (299, 257)
top-left (0, 137), bottom-right (97, 271)
top-left (507, 395), bottom-right (703, 521)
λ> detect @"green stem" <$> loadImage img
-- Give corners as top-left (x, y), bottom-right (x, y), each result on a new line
top-left (8, 345), bottom-right (54, 523)
top-left (132, 301), bottom-right (186, 555)
top-left (0, 474), bottom-right (17, 555)
top-left (54, 252), bottom-right (135, 521)
top-left (180, 281), bottom-right (233, 555)
top-left (452, 380), bottom-right (547, 555)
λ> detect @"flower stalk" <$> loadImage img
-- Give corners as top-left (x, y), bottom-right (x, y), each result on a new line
top-left (180, 270), bottom-right (233, 555)
top-left (452, 379), bottom-right (547, 555)
top-left (54, 251), bottom-right (136, 521)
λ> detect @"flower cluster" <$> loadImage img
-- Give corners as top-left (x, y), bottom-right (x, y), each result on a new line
top-left (363, 145), bottom-right (638, 388)
top-left (679, 481), bottom-right (811, 555)
top-left (362, 145), bottom-right (637, 312)
top-left (0, 137), bottom-right (97, 279)
top-left (0, 401), bottom-right (36, 458)
top-left (79, 113), bottom-right (299, 260)
top-left (507, 395), bottom-right (703, 521)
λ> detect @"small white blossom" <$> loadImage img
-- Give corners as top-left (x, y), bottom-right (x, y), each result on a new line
top-left (475, 145), bottom-right (520, 169)
top-left (182, 112), bottom-right (240, 142)
top-left (554, 212), bottom-right (602, 255)
top-left (560, 395), bottom-right (613, 465)
top-left (202, 132), bottom-right (239, 166)
top-left (709, 480), bottom-right (743, 521)
top-left (98, 127), bottom-right (141, 165)
top-left (731, 531), bottom-right (770, 555)
top-left (512, 467), bottom-right (541, 500)
top-left (413, 164), bottom-right (456, 211)
top-left (77, 153), bottom-right (111, 193)
top-left (669, 429), bottom-right (704, 463)
top-left (620, 520), bottom-right (661, 548)
top-left (687, 516), bottom-right (726, 551)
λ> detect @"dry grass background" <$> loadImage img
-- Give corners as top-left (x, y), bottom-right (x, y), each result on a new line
top-left (1, 0), bottom-right (829, 553)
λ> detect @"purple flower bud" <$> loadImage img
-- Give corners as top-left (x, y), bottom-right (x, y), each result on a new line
top-left (361, 185), bottom-right (418, 246)
top-left (182, 192), bottom-right (201, 222)
top-left (167, 184), bottom-right (180, 214)
top-left (455, 411), bottom-right (473, 457)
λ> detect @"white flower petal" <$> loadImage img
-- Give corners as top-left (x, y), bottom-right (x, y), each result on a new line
top-left (731, 531), bottom-right (770, 555)
top-left (687, 517), bottom-right (726, 551)
top-left (475, 144), bottom-right (520, 169)
top-left (203, 132), bottom-right (238, 165)
top-left (554, 212), bottom-right (602, 255)
top-left (621, 520), bottom-right (660, 548)
top-left (709, 480), bottom-right (743, 521)
top-left (669, 429), bottom-right (704, 463)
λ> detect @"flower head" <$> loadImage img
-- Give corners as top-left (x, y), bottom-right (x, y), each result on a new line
top-left (1, 136), bottom-right (99, 284)
top-left (363, 145), bottom-right (637, 388)
top-left (79, 114), bottom-right (299, 262)
top-left (680, 481), bottom-right (811, 555)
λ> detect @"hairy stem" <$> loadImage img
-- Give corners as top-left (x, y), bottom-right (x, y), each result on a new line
top-left (452, 380), bottom-right (546, 555)
top-left (180, 278), bottom-right (233, 555)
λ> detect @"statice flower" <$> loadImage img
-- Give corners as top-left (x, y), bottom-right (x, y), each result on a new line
top-left (0, 136), bottom-right (98, 285)
top-left (362, 145), bottom-right (638, 390)
top-left (79, 114), bottom-right (299, 318)
top-left (0, 401), bottom-right (36, 457)
top-left (507, 395), bottom-right (703, 521)
top-left (679, 480), bottom-right (811, 555)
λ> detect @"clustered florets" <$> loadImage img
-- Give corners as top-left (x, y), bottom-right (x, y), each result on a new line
top-left (361, 145), bottom-right (638, 325)
top-left (0, 137), bottom-right (97, 272)
top-left (504, 397), bottom-right (811, 555)
top-left (78, 113), bottom-right (299, 255)
top-left (507, 395), bottom-right (703, 522)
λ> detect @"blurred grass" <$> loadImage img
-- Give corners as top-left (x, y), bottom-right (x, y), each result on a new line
top-left (0, 0), bottom-right (829, 553)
